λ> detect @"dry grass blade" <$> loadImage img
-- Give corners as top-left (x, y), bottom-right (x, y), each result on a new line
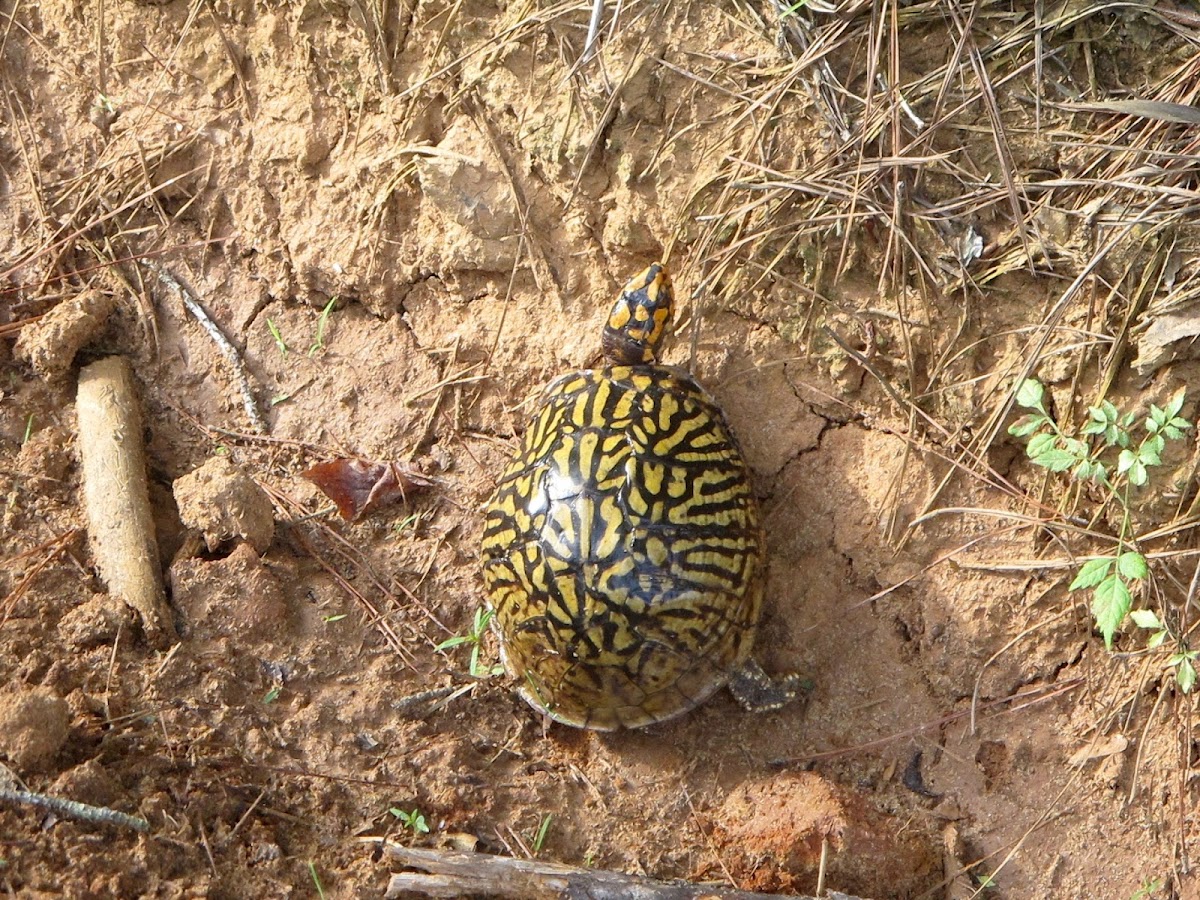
top-left (0, 530), bottom-right (81, 631)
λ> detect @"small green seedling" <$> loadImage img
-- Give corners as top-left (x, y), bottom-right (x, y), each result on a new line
top-left (975, 870), bottom-right (998, 890)
top-left (1010, 379), bottom-right (1195, 690)
top-left (322, 613), bottom-right (347, 624)
top-left (1131, 877), bottom-right (1164, 900)
top-left (263, 686), bottom-right (282, 704)
top-left (435, 606), bottom-right (504, 678)
top-left (22, 414), bottom-right (34, 445)
top-left (308, 861), bottom-right (326, 900)
top-left (532, 814), bottom-right (552, 855)
top-left (267, 317), bottom-right (289, 357)
top-left (389, 807), bottom-right (430, 834)
top-left (394, 512), bottom-right (423, 536)
top-left (309, 296), bottom-right (338, 357)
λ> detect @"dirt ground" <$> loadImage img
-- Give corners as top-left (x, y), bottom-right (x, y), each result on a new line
top-left (3, 1), bottom-right (1200, 898)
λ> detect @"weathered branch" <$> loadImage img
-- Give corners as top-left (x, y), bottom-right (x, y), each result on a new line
top-left (76, 356), bottom-right (177, 646)
top-left (378, 843), bottom-right (868, 900)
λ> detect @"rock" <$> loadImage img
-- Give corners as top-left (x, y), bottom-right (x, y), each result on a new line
top-left (0, 687), bottom-right (71, 772)
top-left (173, 456), bottom-right (276, 554)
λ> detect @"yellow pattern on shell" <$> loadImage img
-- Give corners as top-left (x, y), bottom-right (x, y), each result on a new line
top-left (481, 364), bottom-right (764, 730)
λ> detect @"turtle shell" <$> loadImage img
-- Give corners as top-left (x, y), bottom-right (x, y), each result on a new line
top-left (481, 364), bottom-right (764, 730)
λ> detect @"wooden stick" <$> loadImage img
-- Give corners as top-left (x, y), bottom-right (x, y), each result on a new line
top-left (76, 356), bottom-right (177, 646)
top-left (378, 844), bottom-right (865, 900)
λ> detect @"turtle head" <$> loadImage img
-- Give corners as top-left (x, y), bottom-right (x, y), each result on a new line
top-left (601, 263), bottom-right (674, 366)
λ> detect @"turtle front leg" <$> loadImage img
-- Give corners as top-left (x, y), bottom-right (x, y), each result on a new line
top-left (727, 658), bottom-right (806, 713)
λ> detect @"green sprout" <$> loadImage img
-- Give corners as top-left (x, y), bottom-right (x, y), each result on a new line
top-left (267, 317), bottom-right (288, 356)
top-left (308, 861), bottom-right (326, 899)
top-left (309, 296), bottom-right (338, 357)
top-left (532, 814), bottom-right (552, 855)
top-left (435, 606), bottom-right (503, 678)
top-left (389, 807), bottom-right (430, 834)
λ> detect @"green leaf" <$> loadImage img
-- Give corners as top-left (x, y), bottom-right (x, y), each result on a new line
top-left (1178, 659), bottom-right (1197, 694)
top-left (1070, 557), bottom-right (1113, 590)
top-left (1163, 424), bottom-right (1186, 441)
top-left (1072, 459), bottom-right (1096, 481)
top-left (1015, 378), bottom-right (1045, 411)
top-left (1027, 433), bottom-right (1057, 458)
top-left (1008, 413), bottom-right (1048, 437)
top-left (1147, 629), bottom-right (1167, 649)
top-left (1164, 389), bottom-right (1186, 420)
top-left (1117, 551), bottom-right (1148, 581)
top-left (1117, 448), bottom-right (1136, 475)
top-left (1030, 447), bottom-right (1080, 472)
top-left (435, 635), bottom-right (472, 651)
top-left (1092, 575), bottom-right (1132, 650)
top-left (1139, 435), bottom-right (1164, 466)
top-left (473, 607), bottom-right (494, 633)
top-left (1129, 608), bottom-right (1161, 630)
top-left (1063, 437), bottom-right (1087, 457)
top-left (1129, 460), bottom-right (1148, 487)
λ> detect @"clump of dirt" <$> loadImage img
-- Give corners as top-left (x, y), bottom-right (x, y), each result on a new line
top-left (173, 455), bottom-right (276, 554)
top-left (715, 772), bottom-right (941, 897)
top-left (14, 291), bottom-right (118, 380)
top-left (170, 542), bottom-right (290, 642)
top-left (0, 688), bottom-right (70, 773)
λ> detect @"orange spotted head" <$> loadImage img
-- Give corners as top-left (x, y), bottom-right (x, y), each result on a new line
top-left (601, 263), bottom-right (674, 366)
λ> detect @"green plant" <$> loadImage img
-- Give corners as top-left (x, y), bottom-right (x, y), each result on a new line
top-left (308, 861), bottom-right (326, 899)
top-left (1130, 877), bottom-right (1164, 900)
top-left (435, 606), bottom-right (503, 678)
top-left (267, 317), bottom-right (289, 357)
top-left (532, 813), bottom-right (552, 855)
top-left (975, 869), bottom-right (998, 890)
top-left (394, 512), bottom-right (423, 535)
top-left (309, 296), bottom-right (337, 357)
top-left (389, 807), bottom-right (430, 834)
top-left (1010, 379), bottom-right (1195, 689)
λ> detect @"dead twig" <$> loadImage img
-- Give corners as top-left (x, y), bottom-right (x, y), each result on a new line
top-left (144, 260), bottom-right (267, 433)
top-left (376, 843), bottom-right (863, 899)
top-left (0, 786), bottom-right (150, 832)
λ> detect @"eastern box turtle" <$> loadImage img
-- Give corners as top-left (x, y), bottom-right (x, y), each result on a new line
top-left (481, 264), bottom-right (799, 730)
